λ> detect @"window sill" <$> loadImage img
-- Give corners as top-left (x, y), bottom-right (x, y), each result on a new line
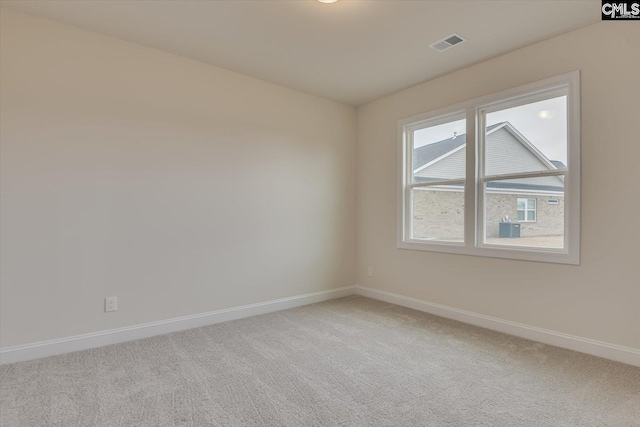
top-left (397, 240), bottom-right (579, 265)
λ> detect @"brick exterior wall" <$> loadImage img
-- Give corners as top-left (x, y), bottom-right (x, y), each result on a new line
top-left (412, 189), bottom-right (564, 240)
top-left (484, 193), bottom-right (564, 238)
top-left (412, 189), bottom-right (464, 241)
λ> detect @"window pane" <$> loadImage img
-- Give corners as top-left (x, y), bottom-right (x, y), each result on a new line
top-left (413, 118), bottom-right (466, 183)
top-left (412, 186), bottom-right (464, 243)
top-left (483, 176), bottom-right (564, 249)
top-left (485, 96), bottom-right (567, 177)
top-left (517, 199), bottom-right (526, 210)
top-left (528, 199), bottom-right (536, 209)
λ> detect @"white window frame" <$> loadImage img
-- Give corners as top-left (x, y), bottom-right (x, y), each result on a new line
top-left (397, 71), bottom-right (580, 265)
top-left (517, 198), bottom-right (537, 223)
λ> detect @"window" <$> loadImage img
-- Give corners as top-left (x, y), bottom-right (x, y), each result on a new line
top-left (398, 72), bottom-right (580, 264)
top-left (517, 198), bottom-right (536, 222)
top-left (409, 115), bottom-right (466, 243)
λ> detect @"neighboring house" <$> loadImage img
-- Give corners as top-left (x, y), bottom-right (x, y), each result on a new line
top-left (413, 122), bottom-right (565, 240)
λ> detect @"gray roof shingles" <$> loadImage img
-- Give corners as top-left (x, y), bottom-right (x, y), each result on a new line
top-left (413, 123), bottom-right (503, 170)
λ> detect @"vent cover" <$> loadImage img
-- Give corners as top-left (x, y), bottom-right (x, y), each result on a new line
top-left (430, 34), bottom-right (466, 52)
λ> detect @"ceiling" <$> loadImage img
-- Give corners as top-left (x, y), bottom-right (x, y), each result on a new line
top-left (1, 0), bottom-right (600, 105)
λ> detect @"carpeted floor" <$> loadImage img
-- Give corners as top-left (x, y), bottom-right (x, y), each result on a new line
top-left (1, 296), bottom-right (639, 426)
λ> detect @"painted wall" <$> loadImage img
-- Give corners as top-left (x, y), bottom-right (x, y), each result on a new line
top-left (2, 7), bottom-right (638, 355)
top-left (0, 9), bottom-right (356, 348)
top-left (357, 22), bottom-right (640, 349)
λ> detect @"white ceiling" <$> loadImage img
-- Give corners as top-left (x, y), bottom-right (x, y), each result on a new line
top-left (1, 0), bottom-right (600, 105)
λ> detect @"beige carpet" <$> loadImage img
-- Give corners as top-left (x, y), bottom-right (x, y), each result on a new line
top-left (1, 296), bottom-right (639, 426)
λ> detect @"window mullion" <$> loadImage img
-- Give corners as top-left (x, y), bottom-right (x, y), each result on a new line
top-left (475, 108), bottom-right (487, 247)
top-left (464, 108), bottom-right (477, 248)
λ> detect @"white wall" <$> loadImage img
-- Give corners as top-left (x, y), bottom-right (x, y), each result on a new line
top-left (357, 22), bottom-right (640, 350)
top-left (2, 7), bottom-right (638, 356)
top-left (0, 9), bottom-right (356, 348)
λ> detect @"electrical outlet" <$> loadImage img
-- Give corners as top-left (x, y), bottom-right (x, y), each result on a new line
top-left (105, 297), bottom-right (118, 312)
top-left (367, 266), bottom-right (373, 277)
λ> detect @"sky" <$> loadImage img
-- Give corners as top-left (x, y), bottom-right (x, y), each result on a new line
top-left (414, 96), bottom-right (567, 163)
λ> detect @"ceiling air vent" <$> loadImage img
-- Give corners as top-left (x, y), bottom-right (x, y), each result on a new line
top-left (430, 34), bottom-right (466, 52)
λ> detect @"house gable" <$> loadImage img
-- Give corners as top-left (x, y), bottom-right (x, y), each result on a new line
top-left (414, 144), bottom-right (466, 181)
top-left (485, 127), bottom-right (555, 176)
top-left (414, 123), bottom-right (564, 192)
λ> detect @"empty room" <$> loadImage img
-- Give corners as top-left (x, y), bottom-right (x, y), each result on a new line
top-left (0, 1), bottom-right (639, 426)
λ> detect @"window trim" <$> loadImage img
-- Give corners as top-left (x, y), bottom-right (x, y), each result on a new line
top-left (397, 71), bottom-right (580, 265)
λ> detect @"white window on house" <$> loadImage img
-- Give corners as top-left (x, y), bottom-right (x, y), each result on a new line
top-left (398, 71), bottom-right (580, 264)
top-left (517, 198), bottom-right (536, 222)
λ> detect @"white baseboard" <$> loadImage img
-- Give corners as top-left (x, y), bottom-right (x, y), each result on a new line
top-left (4, 285), bottom-right (638, 367)
top-left (0, 286), bottom-right (355, 365)
top-left (355, 286), bottom-right (640, 367)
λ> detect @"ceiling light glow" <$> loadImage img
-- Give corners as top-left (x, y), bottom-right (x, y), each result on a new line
top-left (317, 0), bottom-right (338, 3)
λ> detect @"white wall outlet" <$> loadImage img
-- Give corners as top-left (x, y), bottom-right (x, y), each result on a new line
top-left (105, 297), bottom-right (118, 312)
top-left (367, 266), bottom-right (373, 277)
